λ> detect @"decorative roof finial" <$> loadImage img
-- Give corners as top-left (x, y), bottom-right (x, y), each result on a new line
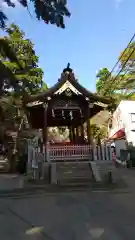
top-left (67, 63), bottom-right (70, 69)
top-left (63, 63), bottom-right (72, 73)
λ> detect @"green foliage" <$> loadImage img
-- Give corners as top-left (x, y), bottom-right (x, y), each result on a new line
top-left (0, 34), bottom-right (23, 96)
top-left (0, 23), bottom-right (47, 128)
top-left (96, 68), bottom-right (112, 96)
top-left (0, 0), bottom-right (70, 29)
top-left (95, 43), bottom-right (135, 136)
top-left (96, 42), bottom-right (135, 104)
top-left (1, 24), bottom-right (47, 96)
top-left (0, 24), bottom-right (47, 170)
top-left (119, 42), bottom-right (135, 69)
top-left (58, 126), bottom-right (67, 135)
top-left (90, 123), bottom-right (107, 142)
top-left (0, 0), bottom-right (70, 100)
top-left (119, 42), bottom-right (135, 94)
top-left (0, 96), bottom-right (23, 130)
top-left (96, 68), bottom-right (128, 97)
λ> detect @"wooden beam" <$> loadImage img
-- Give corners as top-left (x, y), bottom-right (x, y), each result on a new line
top-left (53, 106), bottom-right (81, 110)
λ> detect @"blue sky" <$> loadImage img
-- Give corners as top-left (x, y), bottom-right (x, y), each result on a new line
top-left (1, 0), bottom-right (135, 91)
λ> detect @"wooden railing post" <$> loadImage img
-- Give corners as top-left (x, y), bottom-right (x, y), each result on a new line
top-left (46, 142), bottom-right (50, 163)
top-left (101, 144), bottom-right (105, 161)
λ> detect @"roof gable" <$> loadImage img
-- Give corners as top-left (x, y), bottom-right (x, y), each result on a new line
top-left (25, 64), bottom-right (112, 105)
top-left (54, 80), bottom-right (82, 95)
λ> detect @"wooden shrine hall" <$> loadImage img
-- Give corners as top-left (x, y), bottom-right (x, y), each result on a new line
top-left (25, 64), bottom-right (111, 163)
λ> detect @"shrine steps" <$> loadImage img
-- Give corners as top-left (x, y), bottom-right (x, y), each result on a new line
top-left (55, 161), bottom-right (94, 186)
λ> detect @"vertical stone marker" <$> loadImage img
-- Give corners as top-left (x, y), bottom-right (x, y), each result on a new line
top-left (91, 162), bottom-right (101, 182)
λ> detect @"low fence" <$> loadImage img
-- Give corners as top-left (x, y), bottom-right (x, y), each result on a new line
top-left (27, 143), bottom-right (113, 166)
top-left (49, 145), bottom-right (92, 162)
top-left (93, 143), bottom-right (113, 161)
top-left (27, 142), bottom-right (113, 180)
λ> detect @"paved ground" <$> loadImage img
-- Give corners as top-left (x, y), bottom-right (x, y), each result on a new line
top-left (1, 184), bottom-right (135, 239)
top-left (1, 168), bottom-right (135, 239)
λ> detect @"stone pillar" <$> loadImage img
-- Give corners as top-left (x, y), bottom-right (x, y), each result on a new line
top-left (51, 163), bottom-right (57, 184)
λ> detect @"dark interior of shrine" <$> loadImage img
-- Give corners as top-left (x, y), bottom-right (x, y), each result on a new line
top-left (27, 94), bottom-right (103, 128)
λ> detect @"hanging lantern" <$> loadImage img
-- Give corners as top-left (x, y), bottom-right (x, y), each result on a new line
top-left (80, 109), bottom-right (82, 118)
top-left (69, 110), bottom-right (73, 120)
top-left (52, 109), bottom-right (55, 118)
top-left (62, 110), bottom-right (65, 119)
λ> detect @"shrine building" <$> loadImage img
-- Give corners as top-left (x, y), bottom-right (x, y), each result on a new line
top-left (25, 65), bottom-right (111, 163)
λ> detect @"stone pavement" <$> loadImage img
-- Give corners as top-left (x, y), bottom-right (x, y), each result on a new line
top-left (0, 169), bottom-right (135, 239)
top-left (1, 187), bottom-right (135, 239)
top-left (0, 167), bottom-right (134, 196)
top-left (0, 173), bottom-right (126, 197)
top-left (118, 168), bottom-right (135, 191)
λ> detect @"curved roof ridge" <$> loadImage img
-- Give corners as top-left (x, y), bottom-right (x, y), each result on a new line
top-left (25, 67), bottom-right (112, 104)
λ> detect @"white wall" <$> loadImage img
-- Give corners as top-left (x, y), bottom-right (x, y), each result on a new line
top-left (108, 100), bottom-right (135, 146)
top-left (119, 101), bottom-right (135, 146)
top-left (115, 139), bottom-right (126, 158)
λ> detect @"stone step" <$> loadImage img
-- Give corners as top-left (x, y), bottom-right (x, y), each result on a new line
top-left (56, 162), bottom-right (91, 166)
top-left (57, 171), bottom-right (92, 176)
top-left (57, 166), bottom-right (91, 170)
top-left (57, 171), bottom-right (92, 177)
top-left (58, 177), bottom-right (93, 185)
top-left (57, 167), bottom-right (91, 174)
top-left (58, 165), bottom-right (91, 170)
top-left (56, 162), bottom-right (93, 185)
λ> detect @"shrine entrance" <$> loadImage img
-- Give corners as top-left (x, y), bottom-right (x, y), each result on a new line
top-left (25, 65), bottom-right (111, 183)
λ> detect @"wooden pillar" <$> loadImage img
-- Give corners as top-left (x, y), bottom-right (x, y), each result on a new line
top-left (81, 125), bottom-right (84, 138)
top-left (43, 103), bottom-right (48, 161)
top-left (69, 126), bottom-right (73, 143)
top-left (76, 127), bottom-right (79, 143)
top-left (80, 119), bottom-right (84, 143)
top-left (78, 126), bottom-right (81, 136)
top-left (87, 104), bottom-right (91, 144)
top-left (87, 119), bottom-right (91, 144)
top-left (72, 126), bottom-right (75, 144)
